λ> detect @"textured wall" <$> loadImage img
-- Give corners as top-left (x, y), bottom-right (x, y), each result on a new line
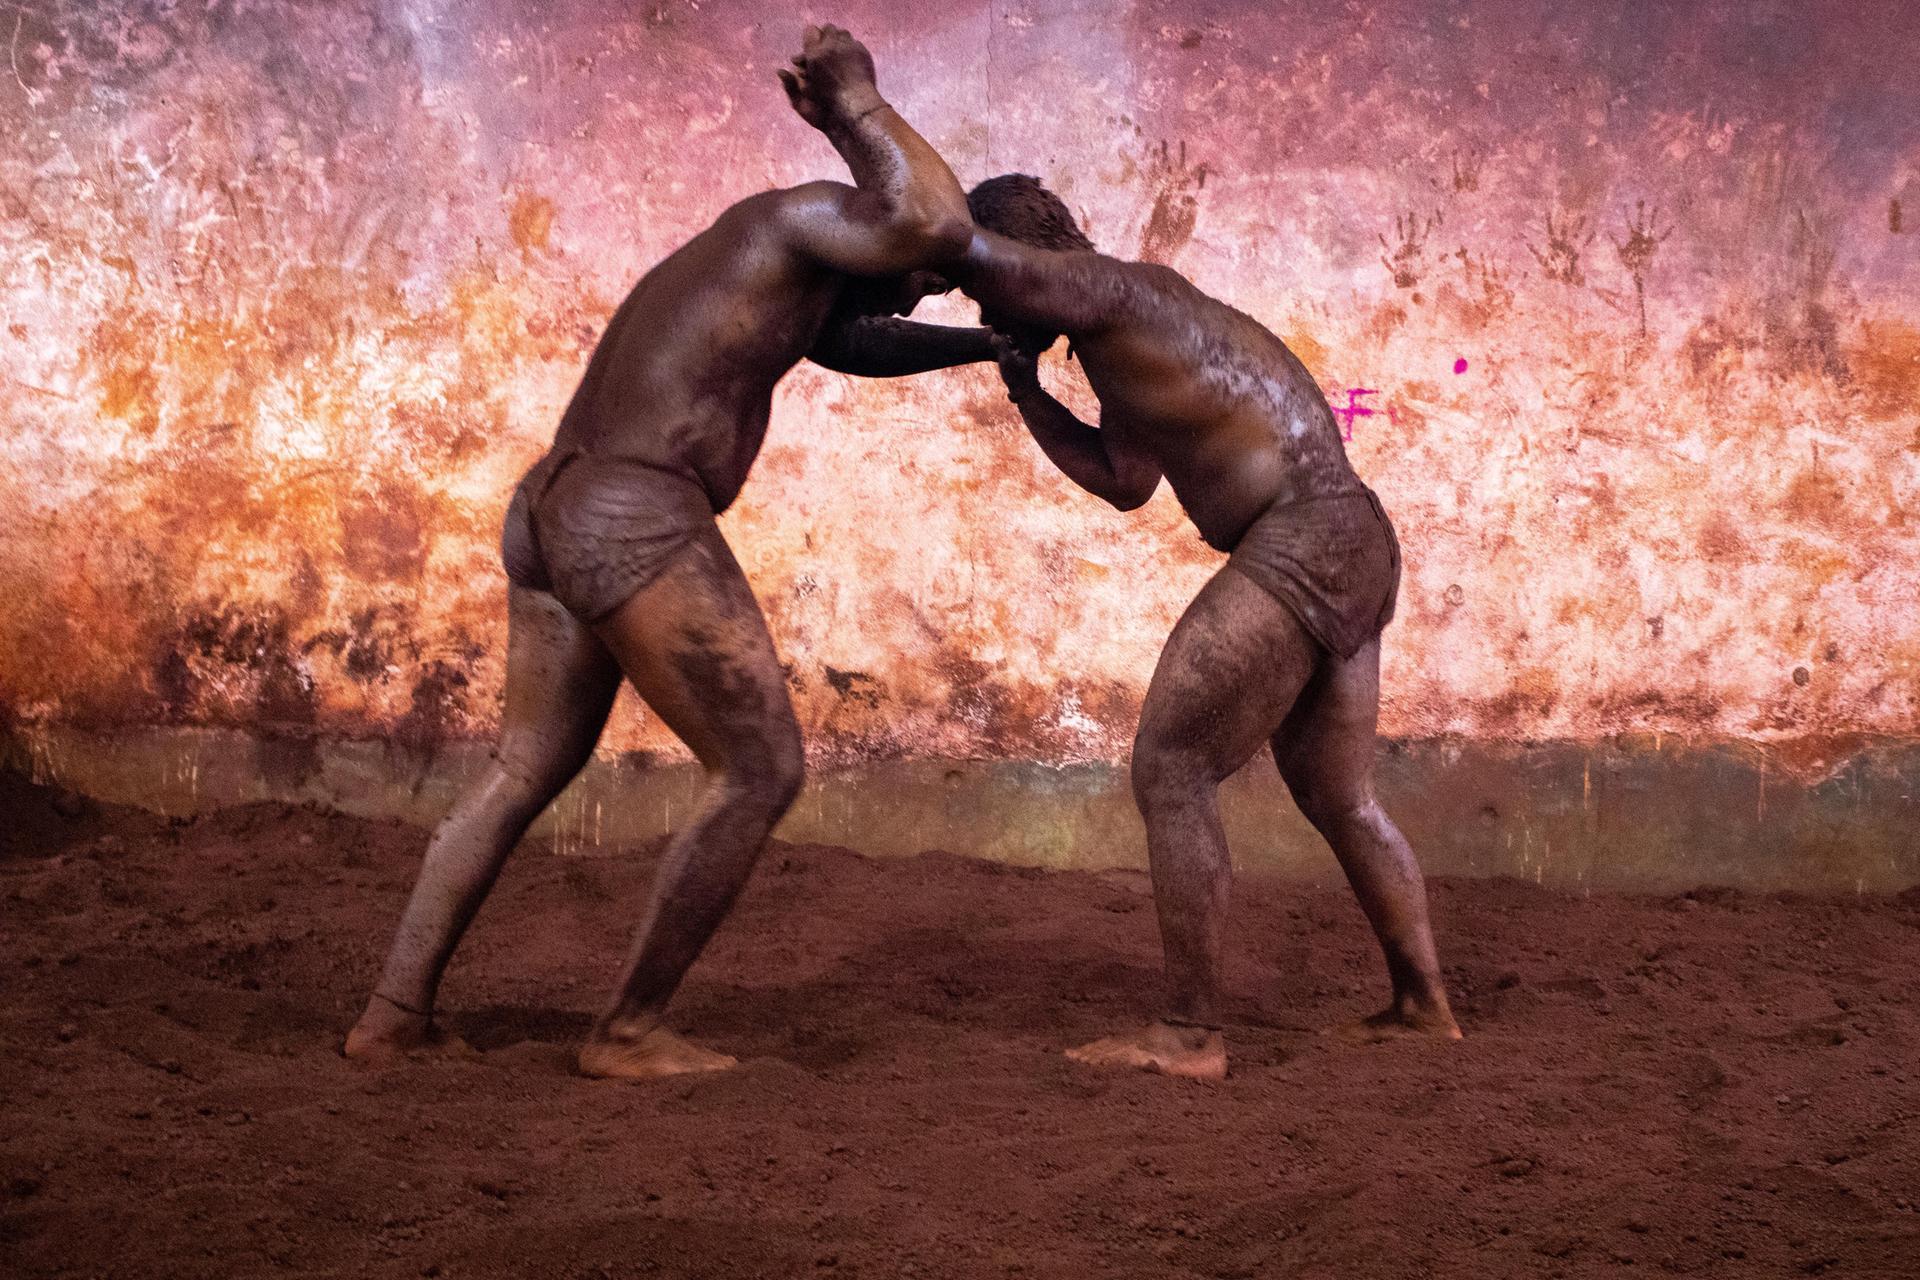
top-left (3, 0), bottom-right (1918, 784)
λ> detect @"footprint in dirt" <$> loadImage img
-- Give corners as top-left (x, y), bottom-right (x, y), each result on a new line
top-left (1538, 974), bottom-right (1610, 1003)
top-left (1673, 1051), bottom-right (1730, 1111)
top-left (454, 1004), bottom-right (594, 1052)
top-left (1768, 1021), bottom-right (1852, 1049)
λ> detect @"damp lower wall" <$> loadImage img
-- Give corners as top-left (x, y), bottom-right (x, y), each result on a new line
top-left (8, 728), bottom-right (1918, 894)
top-left (3, 1), bottom-right (1918, 889)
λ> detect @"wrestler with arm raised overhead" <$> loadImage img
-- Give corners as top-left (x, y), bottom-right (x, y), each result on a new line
top-left (345, 26), bottom-right (989, 1079)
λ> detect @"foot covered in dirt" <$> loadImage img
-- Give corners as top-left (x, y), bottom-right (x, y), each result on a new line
top-left (577, 1021), bottom-right (737, 1080)
top-left (343, 993), bottom-right (474, 1061)
top-left (1065, 1020), bottom-right (1228, 1081)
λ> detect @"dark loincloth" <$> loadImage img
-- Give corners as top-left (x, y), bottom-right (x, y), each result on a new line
top-left (1224, 487), bottom-right (1400, 660)
top-left (500, 449), bottom-right (716, 623)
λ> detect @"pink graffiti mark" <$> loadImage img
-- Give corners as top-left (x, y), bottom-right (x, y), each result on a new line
top-left (1332, 387), bottom-right (1378, 441)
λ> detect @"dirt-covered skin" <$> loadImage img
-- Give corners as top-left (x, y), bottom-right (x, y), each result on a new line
top-left (5, 781), bottom-right (1918, 1278)
top-left (955, 209), bottom-right (1457, 1070)
top-left (347, 26), bottom-right (993, 1076)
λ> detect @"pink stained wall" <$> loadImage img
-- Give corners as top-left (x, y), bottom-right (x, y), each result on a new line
top-left (2, 0), bottom-right (1917, 780)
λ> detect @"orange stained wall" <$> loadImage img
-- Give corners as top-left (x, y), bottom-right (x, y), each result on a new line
top-left (3, 0), bottom-right (1918, 773)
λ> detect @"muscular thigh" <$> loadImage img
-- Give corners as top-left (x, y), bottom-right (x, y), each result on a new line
top-left (589, 525), bottom-right (799, 772)
top-left (1136, 565), bottom-right (1323, 780)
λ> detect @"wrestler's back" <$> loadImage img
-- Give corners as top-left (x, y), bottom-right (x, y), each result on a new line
top-left (549, 189), bottom-right (841, 512)
top-left (1074, 264), bottom-right (1361, 551)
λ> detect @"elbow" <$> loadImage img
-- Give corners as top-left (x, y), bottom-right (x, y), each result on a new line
top-left (1107, 472), bottom-right (1160, 511)
top-left (888, 208), bottom-right (973, 265)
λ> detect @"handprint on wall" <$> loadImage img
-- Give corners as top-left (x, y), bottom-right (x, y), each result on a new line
top-left (1527, 208), bottom-right (1596, 286)
top-left (1612, 200), bottom-right (1672, 339)
top-left (1137, 139), bottom-right (1209, 265)
top-left (1774, 208), bottom-right (1844, 378)
top-left (1379, 209), bottom-right (1441, 290)
top-left (1450, 149), bottom-right (1483, 194)
top-left (1452, 246), bottom-right (1514, 323)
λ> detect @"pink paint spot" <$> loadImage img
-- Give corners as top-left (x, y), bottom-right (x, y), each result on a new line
top-left (1453, 357), bottom-right (1469, 374)
top-left (1332, 388), bottom-right (1378, 441)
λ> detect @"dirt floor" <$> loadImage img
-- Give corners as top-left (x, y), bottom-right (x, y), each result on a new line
top-left (3, 775), bottom-right (1918, 1279)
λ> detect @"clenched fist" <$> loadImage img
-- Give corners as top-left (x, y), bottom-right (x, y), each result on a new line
top-left (778, 25), bottom-right (885, 130)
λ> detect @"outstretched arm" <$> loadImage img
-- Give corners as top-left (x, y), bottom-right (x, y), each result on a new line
top-left (950, 230), bottom-right (1139, 337)
top-left (992, 335), bottom-right (1161, 511)
top-left (776, 26), bottom-right (971, 275)
top-left (807, 313), bottom-right (994, 377)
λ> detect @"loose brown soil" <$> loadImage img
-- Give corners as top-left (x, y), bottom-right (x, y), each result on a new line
top-left (3, 775), bottom-right (1918, 1278)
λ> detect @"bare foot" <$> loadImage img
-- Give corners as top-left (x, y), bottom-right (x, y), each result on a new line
top-left (577, 1025), bottom-right (737, 1080)
top-left (342, 996), bottom-right (473, 1061)
top-left (1065, 1021), bottom-right (1227, 1081)
top-left (1331, 1000), bottom-right (1463, 1044)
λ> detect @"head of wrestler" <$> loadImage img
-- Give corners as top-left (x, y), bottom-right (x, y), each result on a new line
top-left (966, 173), bottom-right (1094, 354)
top-left (836, 267), bottom-right (952, 318)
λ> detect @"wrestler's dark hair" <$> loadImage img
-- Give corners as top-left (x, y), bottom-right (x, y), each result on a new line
top-left (967, 174), bottom-right (1094, 253)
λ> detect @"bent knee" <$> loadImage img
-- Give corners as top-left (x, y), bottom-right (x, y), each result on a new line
top-left (1292, 788), bottom-right (1380, 833)
top-left (721, 734), bottom-right (804, 819)
top-left (764, 717), bottom-right (806, 809)
top-left (1130, 738), bottom-right (1218, 809)
top-left (760, 750), bottom-right (805, 815)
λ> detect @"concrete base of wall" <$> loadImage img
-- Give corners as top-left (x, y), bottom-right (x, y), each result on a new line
top-left (6, 726), bottom-right (1916, 893)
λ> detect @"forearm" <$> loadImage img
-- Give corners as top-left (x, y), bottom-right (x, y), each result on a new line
top-left (812, 318), bottom-right (994, 377)
top-left (782, 29), bottom-right (972, 269)
top-left (1007, 383), bottom-right (1131, 504)
top-left (821, 103), bottom-right (969, 246)
top-left (952, 229), bottom-right (1116, 335)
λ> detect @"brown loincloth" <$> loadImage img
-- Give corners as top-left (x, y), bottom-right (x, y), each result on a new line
top-left (500, 449), bottom-right (716, 623)
top-left (1224, 487), bottom-right (1401, 659)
